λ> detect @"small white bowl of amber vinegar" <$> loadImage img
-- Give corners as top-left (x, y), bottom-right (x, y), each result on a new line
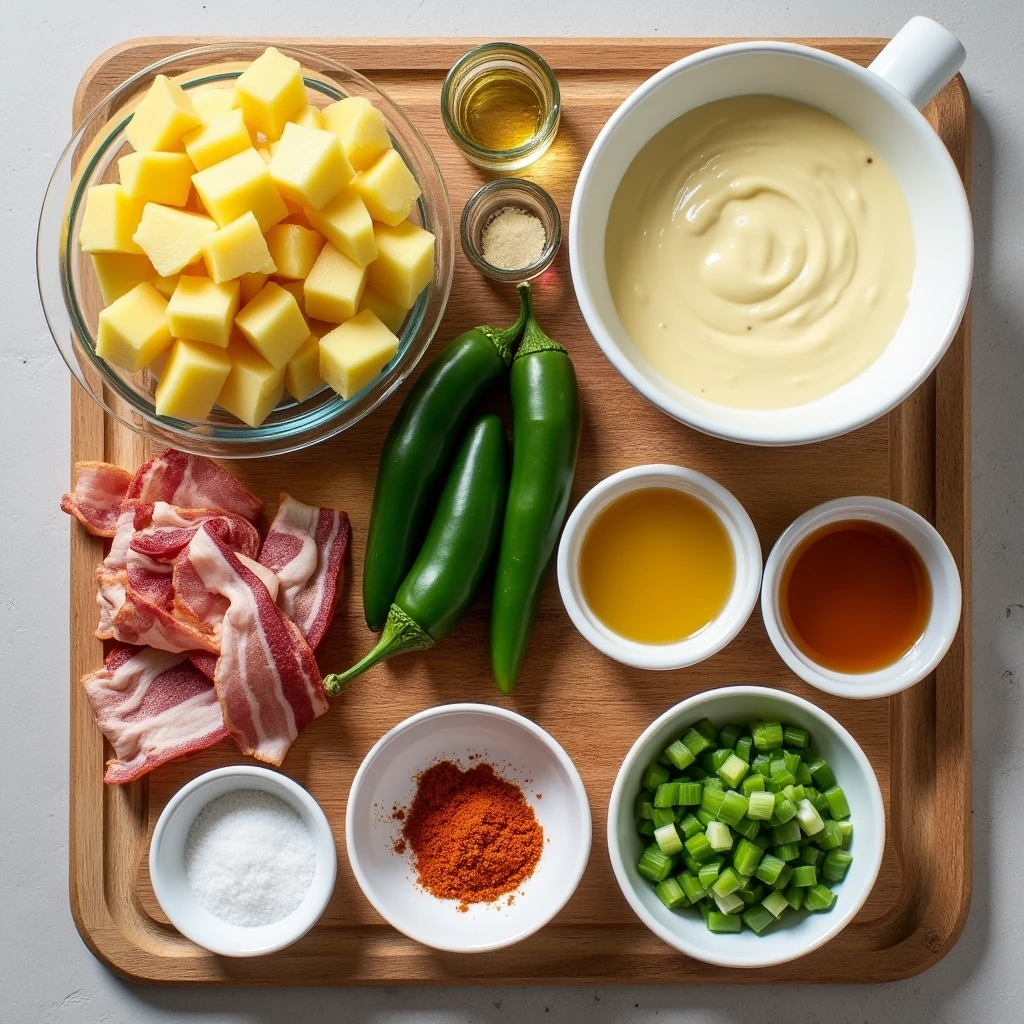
top-left (556, 465), bottom-right (762, 670)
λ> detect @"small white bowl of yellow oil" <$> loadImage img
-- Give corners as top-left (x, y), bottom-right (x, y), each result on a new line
top-left (557, 465), bottom-right (762, 670)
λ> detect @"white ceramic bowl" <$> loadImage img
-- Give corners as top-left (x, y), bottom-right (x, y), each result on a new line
top-left (149, 766), bottom-right (337, 957)
top-left (569, 17), bottom-right (972, 446)
top-left (557, 464), bottom-right (762, 669)
top-left (761, 496), bottom-right (962, 699)
top-left (608, 686), bottom-right (885, 968)
top-left (346, 703), bottom-right (591, 953)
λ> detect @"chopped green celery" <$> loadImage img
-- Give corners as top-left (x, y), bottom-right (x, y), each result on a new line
top-left (636, 818), bottom-right (656, 836)
top-left (706, 910), bottom-right (742, 933)
top-left (769, 769), bottom-right (796, 791)
top-left (795, 761), bottom-right (813, 785)
top-left (796, 798), bottom-right (826, 836)
top-left (773, 864), bottom-right (794, 890)
top-left (711, 867), bottom-right (741, 897)
top-left (772, 820), bottom-right (801, 846)
top-left (743, 904), bottom-right (776, 934)
top-left (791, 864), bottom-right (817, 887)
top-left (638, 844), bottom-right (674, 882)
top-left (679, 872), bottom-right (708, 903)
top-left (654, 782), bottom-right (679, 808)
top-left (804, 883), bottom-right (837, 911)
top-left (801, 846), bottom-right (823, 866)
top-left (663, 739), bottom-right (696, 770)
top-left (684, 832), bottom-right (716, 863)
top-left (654, 822), bottom-right (684, 856)
top-left (816, 820), bottom-right (843, 850)
top-left (718, 724), bottom-right (742, 749)
top-left (706, 820), bottom-right (734, 852)
top-left (679, 813), bottom-right (703, 839)
top-left (769, 757), bottom-right (788, 777)
top-left (702, 775), bottom-right (725, 792)
top-left (698, 751), bottom-right (718, 774)
top-left (713, 889), bottom-right (745, 916)
top-left (734, 736), bottom-right (753, 763)
top-left (822, 849), bottom-right (853, 882)
top-left (742, 775), bottom-right (766, 796)
top-left (801, 829), bottom-right (824, 846)
top-left (761, 889), bottom-right (790, 918)
top-left (717, 753), bottom-right (749, 789)
top-left (681, 728), bottom-right (711, 757)
top-left (655, 876), bottom-right (688, 909)
top-left (784, 883), bottom-right (806, 911)
top-left (824, 785), bottom-right (851, 819)
top-left (693, 718), bottom-right (718, 743)
top-left (656, 751), bottom-right (673, 766)
top-left (782, 784), bottom-right (806, 804)
top-left (752, 753), bottom-right (772, 778)
top-left (775, 842), bottom-right (800, 862)
top-left (809, 789), bottom-right (829, 815)
top-left (737, 885), bottom-right (762, 906)
top-left (676, 781), bottom-right (703, 806)
top-left (700, 787), bottom-right (727, 817)
top-left (838, 820), bottom-right (853, 849)
top-left (732, 816), bottom-right (761, 841)
top-left (783, 725), bottom-right (809, 748)
top-left (752, 720), bottom-right (784, 751)
top-left (682, 852), bottom-right (701, 875)
top-left (651, 807), bottom-right (675, 829)
top-left (752, 832), bottom-right (772, 851)
top-left (698, 898), bottom-right (711, 923)
top-left (784, 751), bottom-right (802, 776)
top-left (754, 853), bottom-right (786, 885)
top-left (733, 837), bottom-right (763, 876)
top-left (808, 758), bottom-right (836, 790)
top-left (641, 762), bottom-right (671, 791)
top-left (717, 790), bottom-right (749, 827)
top-left (708, 748), bottom-right (733, 773)
top-left (773, 794), bottom-right (798, 824)
top-left (698, 858), bottom-right (723, 887)
top-left (695, 809), bottom-right (716, 828)
top-left (635, 790), bottom-right (655, 818)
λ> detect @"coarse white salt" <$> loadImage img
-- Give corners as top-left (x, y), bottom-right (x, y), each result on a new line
top-left (184, 788), bottom-right (316, 927)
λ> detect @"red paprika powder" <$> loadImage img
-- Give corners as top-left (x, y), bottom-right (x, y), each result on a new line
top-left (402, 760), bottom-right (544, 906)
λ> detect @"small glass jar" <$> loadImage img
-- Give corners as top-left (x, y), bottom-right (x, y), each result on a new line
top-left (460, 179), bottom-right (561, 284)
top-left (441, 43), bottom-right (561, 173)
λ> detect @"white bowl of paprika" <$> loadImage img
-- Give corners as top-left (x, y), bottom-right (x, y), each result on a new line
top-left (346, 703), bottom-right (591, 952)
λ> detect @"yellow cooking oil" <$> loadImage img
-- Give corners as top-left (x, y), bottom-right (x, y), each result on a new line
top-left (578, 487), bottom-right (735, 645)
top-left (459, 69), bottom-right (543, 152)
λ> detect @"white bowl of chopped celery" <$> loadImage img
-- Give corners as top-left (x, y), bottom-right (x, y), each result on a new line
top-left (607, 686), bottom-right (884, 967)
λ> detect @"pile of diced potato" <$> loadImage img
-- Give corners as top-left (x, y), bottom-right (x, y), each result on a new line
top-left (78, 47), bottom-right (436, 426)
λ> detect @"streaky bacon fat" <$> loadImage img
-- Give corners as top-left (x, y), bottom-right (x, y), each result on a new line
top-left (61, 461), bottom-right (133, 537)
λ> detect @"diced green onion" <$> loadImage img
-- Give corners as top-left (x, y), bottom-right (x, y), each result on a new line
top-left (761, 889), bottom-right (789, 918)
top-left (706, 910), bottom-right (742, 933)
top-left (796, 798), bottom-right (826, 836)
top-left (676, 781), bottom-right (703, 806)
top-left (718, 724), bottom-right (741, 749)
top-left (654, 822), bottom-right (683, 855)
top-left (638, 844), bottom-right (674, 882)
top-left (651, 807), bottom-right (675, 828)
top-left (752, 721), bottom-right (784, 751)
top-left (783, 725), bottom-right (809, 748)
top-left (838, 820), bottom-right (853, 849)
top-left (636, 818), bottom-right (655, 836)
top-left (772, 820), bottom-right (801, 846)
top-left (754, 853), bottom-right (786, 885)
top-left (698, 858), bottom-right (723, 887)
top-left (696, 809), bottom-right (716, 828)
top-left (717, 753), bottom-right (749, 789)
top-left (679, 872), bottom-right (707, 903)
top-left (700, 787), bottom-right (727, 817)
top-left (804, 883), bottom-right (837, 911)
top-left (655, 876), bottom-right (688, 909)
top-left (742, 904), bottom-right (776, 934)
top-left (682, 729), bottom-right (711, 757)
top-left (732, 815), bottom-right (761, 840)
top-left (742, 775), bottom-right (766, 796)
top-left (706, 820), bottom-right (733, 852)
top-left (800, 846), bottom-right (823, 866)
top-left (816, 819), bottom-right (843, 850)
top-left (808, 758), bottom-right (836, 790)
top-left (717, 790), bottom-right (749, 827)
top-left (784, 883), bottom-right (806, 911)
top-left (679, 813), bottom-right (703, 839)
top-left (791, 864), bottom-right (817, 887)
top-left (734, 736), bottom-right (753, 763)
top-left (732, 837), bottom-right (763, 876)
top-left (653, 782), bottom-right (678, 808)
top-left (712, 867), bottom-right (742, 897)
top-left (822, 849), bottom-right (854, 883)
top-left (824, 785), bottom-right (851, 819)
top-left (642, 762), bottom-right (671, 791)
top-left (685, 832), bottom-right (716, 863)
top-left (663, 739), bottom-right (696, 770)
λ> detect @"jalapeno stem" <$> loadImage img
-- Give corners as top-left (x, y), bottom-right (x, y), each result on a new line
top-left (323, 604), bottom-right (434, 695)
top-left (515, 282), bottom-right (567, 357)
top-left (478, 288), bottom-right (531, 366)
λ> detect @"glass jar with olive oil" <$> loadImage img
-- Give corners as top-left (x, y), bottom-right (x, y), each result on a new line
top-left (441, 43), bottom-right (561, 172)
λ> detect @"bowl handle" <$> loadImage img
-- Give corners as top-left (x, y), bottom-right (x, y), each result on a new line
top-left (867, 16), bottom-right (966, 109)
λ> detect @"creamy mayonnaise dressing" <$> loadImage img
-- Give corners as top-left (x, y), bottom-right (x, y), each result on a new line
top-left (605, 96), bottom-right (914, 409)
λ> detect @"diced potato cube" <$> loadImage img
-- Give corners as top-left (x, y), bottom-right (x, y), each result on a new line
top-left (359, 286), bottom-right (410, 335)
top-left (95, 282), bottom-right (172, 371)
top-left (322, 96), bottom-right (391, 171)
top-left (257, 144), bottom-right (274, 165)
top-left (234, 281), bottom-right (309, 368)
top-left (354, 150), bottom-right (421, 227)
top-left (166, 276), bottom-right (240, 348)
top-left (183, 188), bottom-right (207, 214)
top-left (90, 253), bottom-right (156, 305)
top-left (132, 203), bottom-right (218, 277)
top-left (239, 271), bottom-right (270, 303)
top-left (124, 74), bottom-right (202, 152)
top-left (268, 122), bottom-right (354, 211)
top-left (155, 338), bottom-right (232, 419)
top-left (303, 243), bottom-right (367, 323)
top-left (78, 184), bottom-right (145, 254)
top-left (201, 210), bottom-right (277, 283)
top-left (305, 186), bottom-right (376, 267)
top-left (183, 108), bottom-right (253, 171)
top-left (217, 334), bottom-right (286, 426)
top-left (284, 334), bottom-right (322, 400)
top-left (118, 152), bottom-right (195, 207)
top-left (368, 220), bottom-right (435, 309)
top-left (292, 104), bottom-right (324, 129)
top-left (192, 147), bottom-right (288, 232)
top-left (319, 309), bottom-right (399, 399)
top-left (264, 223), bottom-right (325, 279)
top-left (150, 263), bottom-right (205, 300)
top-left (191, 84), bottom-right (239, 124)
top-left (277, 279), bottom-right (307, 314)
top-left (235, 46), bottom-right (307, 141)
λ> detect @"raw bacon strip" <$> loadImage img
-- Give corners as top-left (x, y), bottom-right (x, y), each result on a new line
top-left (95, 506), bottom-right (136, 639)
top-left (82, 644), bottom-right (228, 784)
top-left (61, 461), bottom-right (133, 537)
top-left (132, 502), bottom-right (260, 563)
top-left (127, 449), bottom-right (262, 522)
top-left (259, 495), bottom-right (351, 649)
top-left (113, 594), bottom-right (222, 653)
top-left (188, 650), bottom-right (218, 681)
top-left (188, 524), bottom-right (328, 765)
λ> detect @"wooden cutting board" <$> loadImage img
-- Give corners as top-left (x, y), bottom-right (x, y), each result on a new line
top-left (67, 37), bottom-right (971, 985)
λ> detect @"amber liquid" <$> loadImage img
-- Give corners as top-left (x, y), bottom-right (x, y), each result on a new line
top-left (578, 487), bottom-right (735, 645)
top-left (460, 70), bottom-right (543, 151)
top-left (780, 520), bottom-right (931, 673)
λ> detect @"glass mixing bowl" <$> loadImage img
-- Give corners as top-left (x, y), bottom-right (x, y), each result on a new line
top-left (37, 44), bottom-right (454, 458)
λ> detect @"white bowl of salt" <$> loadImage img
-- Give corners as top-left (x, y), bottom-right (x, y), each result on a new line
top-left (150, 766), bottom-right (337, 957)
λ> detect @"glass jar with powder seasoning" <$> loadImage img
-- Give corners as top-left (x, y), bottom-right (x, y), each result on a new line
top-left (461, 179), bottom-right (562, 283)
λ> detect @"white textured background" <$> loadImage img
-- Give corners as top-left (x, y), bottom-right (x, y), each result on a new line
top-left (3, 1), bottom-right (1022, 1021)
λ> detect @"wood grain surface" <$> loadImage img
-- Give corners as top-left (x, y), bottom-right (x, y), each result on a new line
top-left (66, 37), bottom-right (972, 985)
